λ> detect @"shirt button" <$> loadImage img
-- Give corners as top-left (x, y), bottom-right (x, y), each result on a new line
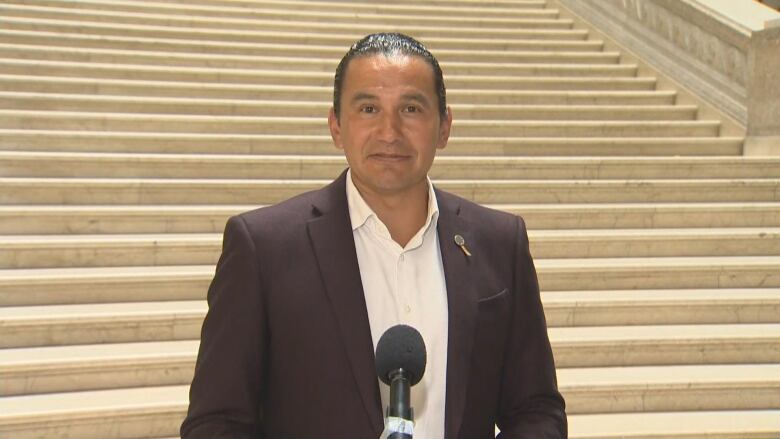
top-left (399, 254), bottom-right (405, 262)
top-left (404, 305), bottom-right (411, 314)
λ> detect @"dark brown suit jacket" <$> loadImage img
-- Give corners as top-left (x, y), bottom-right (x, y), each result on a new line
top-left (181, 170), bottom-right (566, 438)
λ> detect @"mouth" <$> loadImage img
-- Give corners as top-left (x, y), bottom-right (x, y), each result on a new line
top-left (369, 153), bottom-right (411, 162)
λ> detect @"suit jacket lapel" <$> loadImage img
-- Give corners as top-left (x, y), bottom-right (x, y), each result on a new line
top-left (306, 171), bottom-right (384, 436)
top-left (436, 189), bottom-right (479, 439)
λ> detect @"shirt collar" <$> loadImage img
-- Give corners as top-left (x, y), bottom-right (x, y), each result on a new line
top-left (346, 169), bottom-right (440, 244)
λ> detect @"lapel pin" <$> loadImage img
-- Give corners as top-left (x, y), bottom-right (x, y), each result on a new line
top-left (454, 234), bottom-right (472, 257)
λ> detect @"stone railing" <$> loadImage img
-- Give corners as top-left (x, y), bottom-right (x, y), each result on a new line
top-left (552, 0), bottom-right (780, 154)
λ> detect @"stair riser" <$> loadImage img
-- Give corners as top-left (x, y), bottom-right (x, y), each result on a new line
top-left (54, 0), bottom-right (557, 19)
top-left (0, 317), bottom-right (204, 348)
top-left (0, 63), bottom-right (632, 92)
top-left (3, 265), bottom-right (778, 306)
top-left (3, 235), bottom-right (779, 268)
top-left (1, 361), bottom-right (194, 396)
top-left (0, 6), bottom-right (585, 39)
top-left (2, 181), bottom-right (774, 204)
top-left (7, 157), bottom-right (780, 179)
top-left (0, 412), bottom-right (185, 439)
top-left (539, 265), bottom-right (780, 292)
top-left (564, 387), bottom-right (780, 415)
top-left (0, 2), bottom-right (570, 28)
top-left (0, 32), bottom-right (617, 63)
top-left (2, 206), bottom-right (777, 236)
top-left (0, 97), bottom-right (692, 121)
top-left (0, 25), bottom-right (600, 52)
top-left (0, 277), bottom-right (208, 307)
top-left (0, 115), bottom-right (717, 137)
top-left (546, 302), bottom-right (780, 326)
top-left (0, 77), bottom-right (674, 105)
top-left (0, 157), bottom-right (780, 180)
top-left (552, 338), bottom-right (780, 368)
top-left (0, 48), bottom-right (630, 75)
top-left (0, 132), bottom-right (741, 156)
top-left (6, 362), bottom-right (780, 418)
top-left (4, 319), bottom-right (779, 367)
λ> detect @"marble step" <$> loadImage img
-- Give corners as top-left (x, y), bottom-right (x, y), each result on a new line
top-left (2, 292), bottom-right (779, 359)
top-left (560, 364), bottom-right (780, 414)
top-left (4, 338), bottom-right (780, 415)
top-left (1, 257), bottom-right (779, 306)
top-left (6, 153), bottom-right (780, 179)
top-left (0, 266), bottom-right (212, 307)
top-left (0, 62), bottom-right (637, 92)
top-left (87, 0), bottom-right (556, 18)
top-left (568, 410), bottom-right (780, 439)
top-left (3, 228), bottom-right (779, 268)
top-left (1, 94), bottom-right (694, 121)
top-left (1, 384), bottom-right (778, 439)
top-left (173, 0), bottom-right (549, 7)
top-left (0, 45), bottom-right (631, 76)
top-left (0, 385), bottom-right (188, 439)
top-left (539, 256), bottom-right (780, 291)
top-left (543, 288), bottom-right (780, 327)
top-left (0, 75), bottom-right (674, 105)
top-left (0, 340), bottom-right (199, 396)
top-left (0, 30), bottom-right (620, 63)
top-left (0, 46), bottom-right (631, 76)
top-left (0, 130), bottom-right (741, 156)
top-left (0, 20), bottom-right (604, 53)
top-left (0, 112), bottom-right (718, 137)
top-left (1, 202), bottom-right (777, 236)
top-left (1, 0), bottom-right (572, 28)
top-left (0, 2), bottom-right (587, 39)
top-left (551, 323), bottom-right (780, 367)
top-left (0, 282), bottom-right (780, 327)
top-left (2, 178), bottom-right (775, 205)
top-left (0, 301), bottom-right (206, 348)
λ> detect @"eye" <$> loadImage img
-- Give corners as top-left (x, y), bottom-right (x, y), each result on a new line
top-left (403, 105), bottom-right (419, 113)
top-left (360, 105), bottom-right (376, 114)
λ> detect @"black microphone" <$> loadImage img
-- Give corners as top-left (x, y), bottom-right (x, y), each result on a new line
top-left (375, 324), bottom-right (427, 439)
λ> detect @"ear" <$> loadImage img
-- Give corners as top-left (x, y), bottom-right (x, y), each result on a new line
top-left (437, 106), bottom-right (453, 150)
top-left (328, 107), bottom-right (344, 150)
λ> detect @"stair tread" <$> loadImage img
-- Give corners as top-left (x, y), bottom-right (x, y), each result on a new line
top-left (3, 227), bottom-right (780, 245)
top-left (11, 152), bottom-right (778, 164)
top-left (558, 364), bottom-right (780, 386)
top-left (568, 410), bottom-right (780, 437)
top-left (550, 323), bottom-right (780, 342)
top-left (2, 201), bottom-right (778, 213)
top-left (0, 384), bottom-right (190, 418)
top-left (0, 300), bottom-right (205, 321)
top-left (0, 340), bottom-right (199, 366)
top-left (0, 76), bottom-right (676, 97)
top-left (2, 256), bottom-right (779, 280)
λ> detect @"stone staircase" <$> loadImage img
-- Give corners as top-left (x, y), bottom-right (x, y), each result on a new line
top-left (1, 0), bottom-right (779, 437)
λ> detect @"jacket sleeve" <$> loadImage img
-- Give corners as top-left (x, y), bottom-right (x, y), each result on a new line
top-left (180, 215), bottom-right (267, 438)
top-left (496, 216), bottom-right (568, 438)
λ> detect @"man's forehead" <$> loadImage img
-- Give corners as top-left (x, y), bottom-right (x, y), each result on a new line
top-left (341, 53), bottom-right (436, 93)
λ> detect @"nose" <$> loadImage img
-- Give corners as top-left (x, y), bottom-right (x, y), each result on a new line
top-left (375, 111), bottom-right (402, 144)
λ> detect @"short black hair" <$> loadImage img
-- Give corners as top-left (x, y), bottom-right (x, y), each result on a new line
top-left (332, 32), bottom-right (447, 121)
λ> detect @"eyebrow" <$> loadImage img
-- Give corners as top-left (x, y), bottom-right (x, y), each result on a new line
top-left (349, 92), bottom-right (431, 106)
top-left (350, 92), bottom-right (378, 104)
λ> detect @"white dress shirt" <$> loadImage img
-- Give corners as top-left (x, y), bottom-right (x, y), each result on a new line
top-left (346, 170), bottom-right (449, 439)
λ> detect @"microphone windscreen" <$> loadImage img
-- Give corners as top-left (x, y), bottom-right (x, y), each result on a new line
top-left (375, 324), bottom-right (427, 386)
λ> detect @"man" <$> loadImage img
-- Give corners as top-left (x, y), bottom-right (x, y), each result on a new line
top-left (181, 33), bottom-right (566, 438)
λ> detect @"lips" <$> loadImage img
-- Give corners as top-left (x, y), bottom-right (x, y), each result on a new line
top-left (370, 153), bottom-right (410, 161)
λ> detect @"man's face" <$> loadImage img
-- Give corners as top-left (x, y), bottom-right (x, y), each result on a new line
top-left (328, 54), bottom-right (452, 198)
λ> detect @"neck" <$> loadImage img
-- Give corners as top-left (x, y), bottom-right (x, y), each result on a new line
top-left (353, 178), bottom-right (430, 248)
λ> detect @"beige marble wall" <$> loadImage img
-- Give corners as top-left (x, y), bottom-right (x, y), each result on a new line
top-left (554, 0), bottom-right (780, 154)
